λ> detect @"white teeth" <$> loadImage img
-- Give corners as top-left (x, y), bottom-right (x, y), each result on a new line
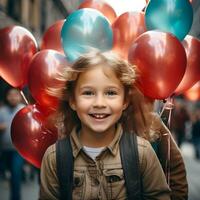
top-left (90, 114), bottom-right (108, 119)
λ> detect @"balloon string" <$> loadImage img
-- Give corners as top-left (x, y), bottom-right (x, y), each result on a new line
top-left (20, 90), bottom-right (29, 105)
top-left (159, 100), bottom-right (167, 116)
top-left (159, 97), bottom-right (174, 127)
top-left (166, 133), bottom-right (171, 185)
top-left (167, 106), bottom-right (173, 129)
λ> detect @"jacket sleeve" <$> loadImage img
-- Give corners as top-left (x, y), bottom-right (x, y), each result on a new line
top-left (138, 137), bottom-right (171, 200)
top-left (39, 144), bottom-right (60, 200)
top-left (158, 116), bottom-right (188, 200)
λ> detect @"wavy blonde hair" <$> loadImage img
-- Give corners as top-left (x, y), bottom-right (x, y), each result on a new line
top-left (49, 50), bottom-right (151, 139)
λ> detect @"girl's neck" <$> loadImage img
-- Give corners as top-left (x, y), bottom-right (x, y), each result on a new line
top-left (79, 125), bottom-right (116, 148)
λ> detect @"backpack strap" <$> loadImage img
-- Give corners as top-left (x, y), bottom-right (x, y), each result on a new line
top-left (56, 137), bottom-right (74, 200)
top-left (120, 132), bottom-right (142, 200)
top-left (56, 132), bottom-right (142, 200)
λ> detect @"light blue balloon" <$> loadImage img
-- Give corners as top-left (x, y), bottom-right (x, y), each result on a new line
top-left (145, 0), bottom-right (193, 41)
top-left (61, 8), bottom-right (113, 62)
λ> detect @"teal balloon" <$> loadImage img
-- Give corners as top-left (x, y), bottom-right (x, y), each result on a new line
top-left (61, 8), bottom-right (113, 62)
top-left (145, 0), bottom-right (193, 40)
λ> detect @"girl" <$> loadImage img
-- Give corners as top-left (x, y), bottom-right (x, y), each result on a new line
top-left (39, 50), bottom-right (170, 200)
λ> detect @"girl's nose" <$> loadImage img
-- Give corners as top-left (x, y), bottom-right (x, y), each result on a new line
top-left (93, 94), bottom-right (106, 108)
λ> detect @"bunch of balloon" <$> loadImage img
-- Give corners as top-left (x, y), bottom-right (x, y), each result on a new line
top-left (11, 49), bottom-right (69, 168)
top-left (0, 25), bottom-right (59, 168)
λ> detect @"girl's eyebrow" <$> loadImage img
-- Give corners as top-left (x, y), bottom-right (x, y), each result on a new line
top-left (79, 85), bottom-right (121, 90)
top-left (79, 85), bottom-right (94, 90)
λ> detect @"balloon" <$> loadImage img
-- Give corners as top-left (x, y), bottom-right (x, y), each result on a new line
top-left (184, 81), bottom-right (200, 101)
top-left (79, 0), bottom-right (117, 24)
top-left (11, 104), bottom-right (58, 168)
top-left (28, 50), bottom-right (70, 112)
top-left (61, 8), bottom-right (113, 62)
top-left (112, 11), bottom-right (146, 59)
top-left (145, 0), bottom-right (193, 41)
top-left (174, 35), bottom-right (200, 95)
top-left (128, 30), bottom-right (186, 99)
top-left (0, 26), bottom-right (37, 89)
top-left (40, 20), bottom-right (65, 54)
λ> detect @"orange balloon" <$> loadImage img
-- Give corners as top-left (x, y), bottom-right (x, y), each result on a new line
top-left (128, 31), bottom-right (186, 100)
top-left (184, 82), bottom-right (200, 101)
top-left (79, 0), bottom-right (117, 24)
top-left (112, 11), bottom-right (146, 59)
top-left (41, 20), bottom-right (65, 54)
top-left (174, 35), bottom-right (200, 95)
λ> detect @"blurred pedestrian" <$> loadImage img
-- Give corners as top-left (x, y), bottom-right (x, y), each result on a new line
top-left (191, 108), bottom-right (200, 160)
top-left (0, 88), bottom-right (25, 200)
top-left (171, 99), bottom-right (190, 147)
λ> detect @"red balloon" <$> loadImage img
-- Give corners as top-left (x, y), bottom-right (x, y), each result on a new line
top-left (112, 11), bottom-right (146, 59)
top-left (174, 35), bottom-right (200, 94)
top-left (40, 20), bottom-right (65, 54)
top-left (11, 104), bottom-right (58, 168)
top-left (79, 0), bottom-right (117, 24)
top-left (28, 50), bottom-right (70, 112)
top-left (128, 30), bottom-right (186, 99)
top-left (184, 81), bottom-right (200, 101)
top-left (0, 26), bottom-right (37, 89)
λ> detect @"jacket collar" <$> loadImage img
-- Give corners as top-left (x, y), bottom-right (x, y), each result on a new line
top-left (70, 124), bottom-right (123, 158)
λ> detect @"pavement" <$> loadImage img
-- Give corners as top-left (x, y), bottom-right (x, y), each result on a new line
top-left (181, 142), bottom-right (200, 200)
top-left (0, 142), bottom-right (199, 200)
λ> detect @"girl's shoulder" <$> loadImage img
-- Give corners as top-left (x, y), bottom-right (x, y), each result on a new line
top-left (137, 135), bottom-right (151, 147)
top-left (137, 136), bottom-right (154, 158)
top-left (136, 136), bottom-right (160, 173)
top-left (42, 143), bottom-right (56, 165)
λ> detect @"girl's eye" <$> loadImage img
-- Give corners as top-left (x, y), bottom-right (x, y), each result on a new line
top-left (106, 90), bottom-right (117, 96)
top-left (82, 91), bottom-right (94, 96)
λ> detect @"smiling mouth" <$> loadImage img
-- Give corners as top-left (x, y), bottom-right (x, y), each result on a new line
top-left (89, 114), bottom-right (110, 119)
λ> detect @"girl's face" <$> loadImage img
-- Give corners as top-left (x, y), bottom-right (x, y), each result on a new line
top-left (70, 65), bottom-right (128, 136)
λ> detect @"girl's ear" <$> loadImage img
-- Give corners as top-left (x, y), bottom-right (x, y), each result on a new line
top-left (69, 97), bottom-right (76, 111)
top-left (123, 91), bottom-right (130, 110)
top-left (123, 101), bottom-right (129, 111)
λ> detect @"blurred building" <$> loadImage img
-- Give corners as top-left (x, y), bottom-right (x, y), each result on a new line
top-left (0, 0), bottom-right (69, 40)
top-left (189, 0), bottom-right (200, 39)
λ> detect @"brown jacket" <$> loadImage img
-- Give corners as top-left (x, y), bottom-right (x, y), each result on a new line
top-left (39, 124), bottom-right (170, 200)
top-left (150, 113), bottom-right (188, 200)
